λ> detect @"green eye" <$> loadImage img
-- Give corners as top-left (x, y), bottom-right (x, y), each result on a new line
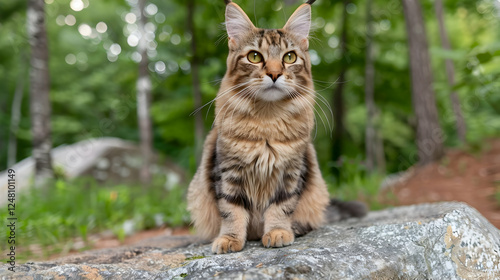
top-left (247, 51), bottom-right (263, 63)
top-left (283, 51), bottom-right (297, 64)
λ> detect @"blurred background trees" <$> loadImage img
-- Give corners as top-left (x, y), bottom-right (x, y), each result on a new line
top-left (364, 0), bottom-right (386, 174)
top-left (133, 0), bottom-right (154, 184)
top-left (402, 0), bottom-right (445, 165)
top-left (1, 0), bottom-right (500, 261)
top-left (1, 0), bottom-right (499, 183)
top-left (434, 0), bottom-right (467, 144)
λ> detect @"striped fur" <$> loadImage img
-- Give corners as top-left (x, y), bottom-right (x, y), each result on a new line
top-left (187, 1), bottom-right (365, 254)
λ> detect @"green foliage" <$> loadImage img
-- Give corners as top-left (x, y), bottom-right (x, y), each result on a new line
top-left (0, 177), bottom-right (189, 261)
top-left (1, 0), bottom-right (499, 175)
top-left (326, 156), bottom-right (392, 210)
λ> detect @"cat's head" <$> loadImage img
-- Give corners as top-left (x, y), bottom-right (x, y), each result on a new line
top-left (222, 0), bottom-right (315, 103)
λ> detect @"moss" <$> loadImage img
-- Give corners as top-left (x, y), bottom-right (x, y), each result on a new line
top-left (185, 255), bottom-right (206, 261)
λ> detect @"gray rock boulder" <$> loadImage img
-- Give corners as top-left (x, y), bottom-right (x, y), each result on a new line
top-left (0, 137), bottom-right (186, 206)
top-left (1, 202), bottom-right (499, 279)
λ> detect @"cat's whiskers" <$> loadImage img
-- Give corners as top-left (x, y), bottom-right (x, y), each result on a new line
top-left (289, 88), bottom-right (328, 137)
top-left (190, 81), bottom-right (251, 117)
top-left (292, 84), bottom-right (333, 125)
top-left (215, 30), bottom-right (228, 46)
top-left (214, 94), bottom-right (240, 129)
top-left (285, 89), bottom-right (318, 140)
top-left (282, 81), bottom-right (333, 136)
top-left (293, 83), bottom-right (334, 135)
top-left (313, 92), bottom-right (335, 119)
top-left (206, 82), bottom-right (251, 120)
top-left (307, 30), bottom-right (323, 48)
top-left (227, 87), bottom-right (258, 136)
top-left (222, 89), bottom-right (254, 135)
top-left (312, 76), bottom-right (342, 92)
top-left (225, 90), bottom-right (249, 133)
top-left (214, 86), bottom-right (252, 129)
top-left (213, 87), bottom-right (247, 129)
top-left (192, 81), bottom-right (250, 116)
top-left (286, 89), bottom-right (316, 137)
top-left (207, 78), bottom-right (223, 85)
top-left (313, 94), bottom-right (334, 131)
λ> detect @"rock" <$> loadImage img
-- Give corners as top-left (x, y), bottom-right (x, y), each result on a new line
top-left (0, 137), bottom-right (186, 206)
top-left (1, 202), bottom-right (499, 279)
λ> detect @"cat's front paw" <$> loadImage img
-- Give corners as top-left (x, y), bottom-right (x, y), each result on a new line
top-left (211, 235), bottom-right (245, 254)
top-left (262, 228), bottom-right (294, 248)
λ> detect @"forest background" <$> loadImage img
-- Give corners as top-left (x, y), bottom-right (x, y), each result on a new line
top-left (0, 0), bottom-right (499, 260)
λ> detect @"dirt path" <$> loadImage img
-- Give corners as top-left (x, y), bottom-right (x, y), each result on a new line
top-left (388, 139), bottom-right (500, 228)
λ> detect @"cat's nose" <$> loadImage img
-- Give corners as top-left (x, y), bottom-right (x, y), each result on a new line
top-left (267, 72), bottom-right (282, 83)
top-left (265, 60), bottom-right (283, 82)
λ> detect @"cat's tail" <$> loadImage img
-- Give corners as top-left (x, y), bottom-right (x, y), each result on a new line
top-left (325, 198), bottom-right (368, 223)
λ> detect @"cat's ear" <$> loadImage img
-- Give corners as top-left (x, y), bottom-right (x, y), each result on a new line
top-left (225, 2), bottom-right (255, 47)
top-left (283, 3), bottom-right (312, 49)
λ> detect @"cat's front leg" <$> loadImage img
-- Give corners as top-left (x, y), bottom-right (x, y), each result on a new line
top-left (261, 188), bottom-right (299, 248)
top-left (212, 180), bottom-right (250, 254)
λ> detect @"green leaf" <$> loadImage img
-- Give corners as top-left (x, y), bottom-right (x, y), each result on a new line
top-left (476, 52), bottom-right (492, 64)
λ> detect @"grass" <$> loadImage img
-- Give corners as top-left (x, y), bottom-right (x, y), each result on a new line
top-left (185, 255), bottom-right (205, 261)
top-left (326, 156), bottom-right (396, 211)
top-left (0, 177), bottom-right (189, 262)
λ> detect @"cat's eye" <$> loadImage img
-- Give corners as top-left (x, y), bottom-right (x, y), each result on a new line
top-left (283, 52), bottom-right (297, 64)
top-left (247, 51), bottom-right (263, 63)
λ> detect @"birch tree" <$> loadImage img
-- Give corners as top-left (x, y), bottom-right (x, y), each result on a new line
top-left (27, 0), bottom-right (53, 186)
top-left (136, 0), bottom-right (153, 184)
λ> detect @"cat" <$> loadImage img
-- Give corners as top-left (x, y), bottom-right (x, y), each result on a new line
top-left (187, 0), bottom-right (367, 254)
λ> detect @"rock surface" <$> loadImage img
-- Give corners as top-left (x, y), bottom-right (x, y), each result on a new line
top-left (1, 202), bottom-right (500, 279)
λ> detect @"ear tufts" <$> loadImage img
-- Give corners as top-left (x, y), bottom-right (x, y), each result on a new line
top-left (225, 2), bottom-right (255, 45)
top-left (283, 4), bottom-right (312, 43)
top-left (306, 0), bottom-right (316, 4)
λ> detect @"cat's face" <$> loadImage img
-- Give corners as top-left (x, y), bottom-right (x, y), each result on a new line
top-left (223, 2), bottom-right (314, 103)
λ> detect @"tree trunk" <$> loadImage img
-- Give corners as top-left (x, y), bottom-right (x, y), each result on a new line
top-left (136, 0), bottom-right (153, 184)
top-left (434, 0), bottom-right (466, 143)
top-left (8, 54), bottom-right (27, 168)
top-left (402, 0), bottom-right (444, 165)
top-left (331, 0), bottom-right (349, 176)
top-left (187, 0), bottom-right (204, 166)
top-left (27, 0), bottom-right (53, 186)
top-left (364, 0), bottom-right (386, 174)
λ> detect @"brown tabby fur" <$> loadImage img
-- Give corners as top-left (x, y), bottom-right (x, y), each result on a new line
top-left (187, 1), bottom-right (365, 254)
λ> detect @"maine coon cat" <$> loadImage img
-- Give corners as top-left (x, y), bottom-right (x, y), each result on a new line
top-left (187, 0), bottom-right (367, 254)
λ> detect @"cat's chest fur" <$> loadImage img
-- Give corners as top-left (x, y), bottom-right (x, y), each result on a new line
top-left (219, 112), bottom-right (310, 165)
top-left (220, 134), bottom-right (305, 175)
top-left (217, 113), bottom-right (310, 209)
